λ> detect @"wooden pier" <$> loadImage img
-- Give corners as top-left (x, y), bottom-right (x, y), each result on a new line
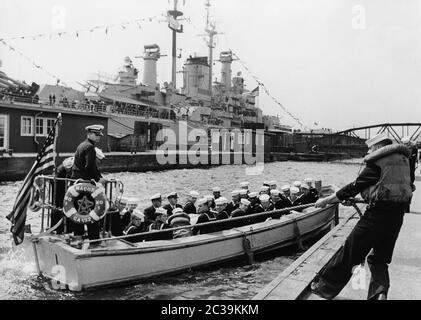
top-left (254, 175), bottom-right (421, 300)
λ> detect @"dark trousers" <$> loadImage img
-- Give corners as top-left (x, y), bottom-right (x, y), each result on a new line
top-left (313, 206), bottom-right (404, 300)
top-left (67, 219), bottom-right (100, 240)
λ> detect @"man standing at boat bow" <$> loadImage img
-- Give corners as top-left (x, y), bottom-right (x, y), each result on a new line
top-left (311, 133), bottom-right (412, 300)
top-left (71, 125), bottom-right (104, 183)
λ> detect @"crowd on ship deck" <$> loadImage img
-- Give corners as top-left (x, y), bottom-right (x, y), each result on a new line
top-left (0, 87), bottom-right (39, 104)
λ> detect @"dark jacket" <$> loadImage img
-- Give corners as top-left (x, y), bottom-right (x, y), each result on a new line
top-left (163, 203), bottom-right (183, 217)
top-left (103, 209), bottom-right (131, 236)
top-left (71, 139), bottom-right (101, 182)
top-left (143, 205), bottom-right (158, 223)
top-left (193, 211), bottom-right (217, 235)
top-left (183, 201), bottom-right (197, 214)
top-left (123, 223), bottom-right (147, 243)
top-left (230, 208), bottom-right (248, 228)
top-left (226, 202), bottom-right (240, 215)
top-left (254, 203), bottom-right (275, 222)
top-left (215, 210), bottom-right (230, 231)
top-left (145, 221), bottom-right (172, 241)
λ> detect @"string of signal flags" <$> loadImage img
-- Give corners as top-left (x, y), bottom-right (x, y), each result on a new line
top-left (0, 13), bottom-right (178, 42)
top-left (182, 18), bottom-right (307, 129)
top-left (0, 39), bottom-right (69, 87)
top-left (0, 13), bottom-right (188, 86)
top-left (230, 50), bottom-right (307, 129)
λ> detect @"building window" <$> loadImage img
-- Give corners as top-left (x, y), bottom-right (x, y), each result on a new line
top-left (21, 116), bottom-right (34, 136)
top-left (36, 118), bottom-right (44, 136)
top-left (46, 118), bottom-right (56, 133)
top-left (34, 117), bottom-right (56, 137)
top-left (0, 115), bottom-right (8, 149)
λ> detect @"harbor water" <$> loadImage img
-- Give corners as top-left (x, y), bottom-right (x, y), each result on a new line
top-left (0, 160), bottom-right (363, 300)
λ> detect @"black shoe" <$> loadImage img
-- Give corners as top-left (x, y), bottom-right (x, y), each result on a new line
top-left (376, 293), bottom-right (387, 300)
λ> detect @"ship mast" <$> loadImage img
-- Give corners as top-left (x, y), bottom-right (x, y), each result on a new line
top-left (167, 0), bottom-right (184, 89)
top-left (203, 0), bottom-right (222, 98)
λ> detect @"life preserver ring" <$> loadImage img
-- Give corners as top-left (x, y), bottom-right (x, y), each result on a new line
top-left (63, 182), bottom-right (108, 225)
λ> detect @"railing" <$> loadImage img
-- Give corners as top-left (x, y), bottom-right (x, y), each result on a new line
top-left (31, 176), bottom-right (124, 234)
top-left (0, 92), bottom-right (174, 121)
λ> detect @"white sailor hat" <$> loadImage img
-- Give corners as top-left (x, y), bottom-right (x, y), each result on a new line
top-left (205, 195), bottom-right (215, 201)
top-left (212, 187), bottom-right (221, 192)
top-left (293, 181), bottom-right (302, 188)
top-left (263, 181), bottom-right (270, 186)
top-left (259, 194), bottom-right (270, 202)
top-left (248, 192), bottom-right (258, 198)
top-left (62, 156), bottom-right (74, 170)
top-left (240, 182), bottom-right (250, 188)
top-left (150, 193), bottom-right (162, 201)
top-left (189, 191), bottom-right (199, 198)
top-left (366, 133), bottom-right (392, 148)
top-left (290, 187), bottom-right (300, 194)
top-left (132, 209), bottom-right (145, 220)
top-left (270, 189), bottom-right (281, 195)
top-left (260, 186), bottom-right (269, 192)
top-left (240, 198), bottom-right (251, 206)
top-left (239, 189), bottom-right (248, 195)
top-left (173, 207), bottom-right (184, 215)
top-left (197, 198), bottom-right (208, 206)
top-left (167, 192), bottom-right (178, 199)
top-left (401, 136), bottom-right (412, 144)
top-left (86, 124), bottom-right (104, 136)
top-left (304, 178), bottom-right (314, 184)
top-left (215, 197), bottom-right (228, 205)
top-left (155, 207), bottom-right (168, 215)
top-left (95, 147), bottom-right (105, 160)
top-left (269, 180), bottom-right (277, 186)
top-left (281, 185), bottom-right (290, 192)
top-left (301, 184), bottom-right (310, 190)
top-left (231, 190), bottom-right (241, 196)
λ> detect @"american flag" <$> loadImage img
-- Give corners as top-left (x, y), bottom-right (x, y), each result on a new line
top-left (6, 113), bottom-right (61, 245)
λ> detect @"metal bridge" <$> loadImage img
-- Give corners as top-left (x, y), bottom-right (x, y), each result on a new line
top-left (336, 123), bottom-right (421, 142)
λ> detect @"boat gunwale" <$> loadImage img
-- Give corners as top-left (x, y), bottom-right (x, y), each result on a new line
top-left (40, 204), bottom-right (338, 259)
top-left (77, 220), bottom-right (335, 291)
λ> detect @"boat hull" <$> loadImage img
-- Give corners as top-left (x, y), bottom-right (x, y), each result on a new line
top-left (33, 204), bottom-right (338, 291)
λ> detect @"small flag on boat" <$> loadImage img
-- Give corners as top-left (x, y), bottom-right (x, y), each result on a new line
top-left (6, 113), bottom-right (62, 245)
top-left (251, 86), bottom-right (259, 96)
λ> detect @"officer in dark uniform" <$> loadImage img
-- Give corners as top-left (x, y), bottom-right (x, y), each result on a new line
top-left (143, 193), bottom-right (163, 225)
top-left (71, 125), bottom-right (104, 182)
top-left (311, 133), bottom-right (413, 300)
top-left (163, 192), bottom-right (182, 217)
top-left (70, 125), bottom-right (105, 241)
